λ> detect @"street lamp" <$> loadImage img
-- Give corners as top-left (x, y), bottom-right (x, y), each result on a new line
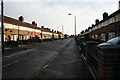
top-left (68, 13), bottom-right (76, 39)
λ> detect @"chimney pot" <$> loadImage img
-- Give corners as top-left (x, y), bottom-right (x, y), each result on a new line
top-left (92, 24), bottom-right (95, 27)
top-left (103, 12), bottom-right (108, 20)
top-left (19, 16), bottom-right (24, 22)
top-left (95, 19), bottom-right (99, 24)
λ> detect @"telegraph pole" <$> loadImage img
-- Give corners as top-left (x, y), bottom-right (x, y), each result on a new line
top-left (74, 15), bottom-right (76, 38)
top-left (62, 25), bottom-right (64, 34)
top-left (1, 0), bottom-right (4, 54)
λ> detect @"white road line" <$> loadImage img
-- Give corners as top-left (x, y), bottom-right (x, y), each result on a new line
top-left (5, 48), bottom-right (35, 58)
top-left (2, 60), bottom-right (18, 68)
top-left (43, 65), bottom-right (48, 68)
top-left (25, 39), bottom-right (73, 78)
top-left (42, 39), bottom-right (72, 69)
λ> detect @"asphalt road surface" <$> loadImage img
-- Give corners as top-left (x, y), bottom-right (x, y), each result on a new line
top-left (2, 38), bottom-right (71, 78)
top-left (2, 38), bottom-right (94, 79)
top-left (34, 38), bottom-right (94, 79)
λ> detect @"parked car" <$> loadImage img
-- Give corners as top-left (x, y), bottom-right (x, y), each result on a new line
top-left (30, 37), bottom-right (41, 40)
top-left (28, 37), bottom-right (42, 43)
top-left (98, 36), bottom-right (120, 46)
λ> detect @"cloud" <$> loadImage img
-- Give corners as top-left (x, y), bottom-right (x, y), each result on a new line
top-left (4, 0), bottom-right (118, 2)
top-left (4, 1), bottom-right (119, 35)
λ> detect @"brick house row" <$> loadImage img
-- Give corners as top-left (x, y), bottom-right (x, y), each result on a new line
top-left (1, 16), bottom-right (64, 42)
top-left (79, 3), bottom-right (120, 79)
top-left (80, 9), bottom-right (120, 42)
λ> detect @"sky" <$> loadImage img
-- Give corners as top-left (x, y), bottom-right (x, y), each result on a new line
top-left (3, 0), bottom-right (119, 35)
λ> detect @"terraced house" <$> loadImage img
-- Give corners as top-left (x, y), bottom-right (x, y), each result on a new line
top-left (2, 16), bottom-right (64, 43)
top-left (80, 8), bottom-right (120, 41)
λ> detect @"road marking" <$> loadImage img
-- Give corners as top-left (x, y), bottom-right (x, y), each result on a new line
top-left (43, 65), bottom-right (48, 68)
top-left (42, 39), bottom-right (72, 69)
top-left (4, 48), bottom-right (35, 58)
top-left (24, 38), bottom-right (73, 78)
top-left (2, 60), bottom-right (18, 68)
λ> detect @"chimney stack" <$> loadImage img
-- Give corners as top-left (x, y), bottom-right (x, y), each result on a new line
top-left (41, 26), bottom-right (44, 29)
top-left (91, 24), bottom-right (95, 27)
top-left (103, 12), bottom-right (108, 20)
top-left (32, 21), bottom-right (36, 25)
top-left (19, 16), bottom-right (24, 22)
top-left (35, 23), bottom-right (37, 26)
top-left (95, 19), bottom-right (99, 25)
top-left (52, 29), bottom-right (54, 32)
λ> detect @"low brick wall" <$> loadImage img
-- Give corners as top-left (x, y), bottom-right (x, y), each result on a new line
top-left (97, 45), bottom-right (120, 79)
top-left (85, 41), bottom-right (99, 75)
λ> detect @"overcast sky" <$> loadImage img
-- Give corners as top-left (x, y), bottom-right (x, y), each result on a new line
top-left (4, 0), bottom-right (119, 35)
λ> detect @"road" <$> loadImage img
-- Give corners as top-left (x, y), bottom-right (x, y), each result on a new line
top-left (2, 38), bottom-right (94, 79)
top-left (2, 38), bottom-right (71, 78)
top-left (34, 38), bottom-right (93, 79)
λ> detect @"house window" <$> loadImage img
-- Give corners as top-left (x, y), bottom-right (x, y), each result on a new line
top-left (108, 32), bottom-right (115, 40)
top-left (4, 34), bottom-right (6, 42)
top-left (95, 34), bottom-right (98, 39)
top-left (0, 35), bottom-right (1, 42)
top-left (109, 18), bottom-right (113, 24)
top-left (112, 17), bottom-right (115, 23)
top-left (92, 35), bottom-right (94, 39)
top-left (11, 35), bottom-right (18, 41)
top-left (26, 35), bottom-right (29, 40)
top-left (101, 33), bottom-right (106, 41)
top-left (116, 15), bottom-right (119, 22)
top-left (95, 34), bottom-right (97, 39)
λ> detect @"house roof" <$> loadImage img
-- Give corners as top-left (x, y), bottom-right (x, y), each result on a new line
top-left (94, 9), bottom-right (120, 27)
top-left (3, 16), bottom-right (59, 34)
top-left (81, 9), bottom-right (120, 34)
top-left (3, 16), bottom-right (42, 30)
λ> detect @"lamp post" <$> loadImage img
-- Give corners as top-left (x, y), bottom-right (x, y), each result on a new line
top-left (68, 13), bottom-right (76, 39)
